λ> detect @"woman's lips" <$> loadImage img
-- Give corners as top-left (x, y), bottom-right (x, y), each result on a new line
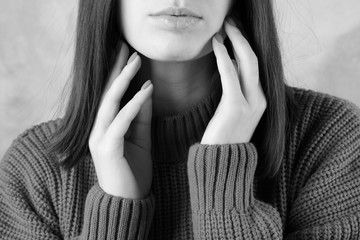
top-left (150, 15), bottom-right (202, 30)
top-left (151, 7), bottom-right (202, 18)
top-left (149, 7), bottom-right (203, 30)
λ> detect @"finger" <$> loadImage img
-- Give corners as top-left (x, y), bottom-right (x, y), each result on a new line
top-left (105, 42), bottom-right (130, 94)
top-left (131, 88), bottom-right (153, 150)
top-left (94, 53), bottom-right (141, 135)
top-left (212, 34), bottom-right (246, 103)
top-left (225, 19), bottom-right (261, 105)
top-left (106, 80), bottom-right (153, 140)
top-left (124, 84), bottom-right (153, 144)
top-left (231, 58), bottom-right (249, 101)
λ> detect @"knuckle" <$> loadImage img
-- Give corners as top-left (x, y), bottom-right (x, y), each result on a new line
top-left (117, 108), bottom-right (130, 122)
top-left (106, 75), bottom-right (120, 94)
top-left (119, 105), bottom-right (136, 125)
top-left (222, 62), bottom-right (237, 77)
top-left (133, 90), bottom-right (143, 100)
top-left (103, 90), bottom-right (118, 106)
top-left (230, 27), bottom-right (242, 39)
top-left (218, 44), bottom-right (229, 55)
top-left (133, 93), bottom-right (146, 108)
top-left (122, 114), bottom-right (133, 125)
top-left (111, 93), bottom-right (122, 105)
top-left (224, 63), bottom-right (236, 76)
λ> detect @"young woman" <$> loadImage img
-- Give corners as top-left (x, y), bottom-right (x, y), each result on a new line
top-left (1, 0), bottom-right (359, 239)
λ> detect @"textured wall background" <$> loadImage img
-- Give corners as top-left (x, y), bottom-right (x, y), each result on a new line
top-left (1, 0), bottom-right (360, 157)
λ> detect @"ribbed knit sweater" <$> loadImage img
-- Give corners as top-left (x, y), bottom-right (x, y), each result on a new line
top-left (1, 82), bottom-right (360, 239)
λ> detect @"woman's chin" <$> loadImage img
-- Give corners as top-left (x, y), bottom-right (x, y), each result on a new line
top-left (140, 50), bottom-right (197, 62)
top-left (149, 54), bottom-right (196, 63)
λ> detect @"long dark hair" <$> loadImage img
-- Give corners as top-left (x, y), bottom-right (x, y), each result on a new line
top-left (47, 0), bottom-right (295, 179)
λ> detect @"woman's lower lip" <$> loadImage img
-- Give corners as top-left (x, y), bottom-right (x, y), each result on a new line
top-left (150, 15), bottom-right (202, 30)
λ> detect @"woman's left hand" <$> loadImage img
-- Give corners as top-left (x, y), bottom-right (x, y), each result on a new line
top-left (201, 19), bottom-right (267, 145)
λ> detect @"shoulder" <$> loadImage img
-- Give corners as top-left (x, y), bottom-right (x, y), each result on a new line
top-left (289, 86), bottom-right (360, 139)
top-left (291, 86), bottom-right (359, 118)
top-left (282, 88), bottom-right (360, 231)
top-left (286, 86), bottom-right (360, 168)
top-left (0, 118), bottom-right (63, 192)
top-left (12, 118), bottom-right (63, 145)
top-left (1, 118), bottom-right (63, 163)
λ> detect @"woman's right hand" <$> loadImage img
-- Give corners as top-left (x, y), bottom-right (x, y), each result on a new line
top-left (88, 42), bottom-right (153, 200)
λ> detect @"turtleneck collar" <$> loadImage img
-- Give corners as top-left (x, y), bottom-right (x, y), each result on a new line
top-left (151, 70), bottom-right (222, 163)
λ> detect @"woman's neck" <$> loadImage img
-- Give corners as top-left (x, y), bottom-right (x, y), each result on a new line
top-left (135, 52), bottom-right (217, 117)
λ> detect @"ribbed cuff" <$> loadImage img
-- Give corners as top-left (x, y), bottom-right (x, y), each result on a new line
top-left (187, 143), bottom-right (257, 213)
top-left (80, 183), bottom-right (155, 239)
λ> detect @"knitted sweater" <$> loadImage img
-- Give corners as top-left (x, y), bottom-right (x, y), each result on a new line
top-left (1, 83), bottom-right (360, 239)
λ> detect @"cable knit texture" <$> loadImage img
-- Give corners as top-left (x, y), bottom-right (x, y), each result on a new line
top-left (1, 79), bottom-right (360, 239)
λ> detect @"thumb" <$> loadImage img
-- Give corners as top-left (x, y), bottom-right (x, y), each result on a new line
top-left (131, 84), bottom-right (153, 150)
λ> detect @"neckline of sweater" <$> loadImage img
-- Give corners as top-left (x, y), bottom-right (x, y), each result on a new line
top-left (151, 70), bottom-right (222, 163)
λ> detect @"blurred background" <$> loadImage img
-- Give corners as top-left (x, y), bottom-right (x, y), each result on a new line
top-left (1, 0), bottom-right (360, 157)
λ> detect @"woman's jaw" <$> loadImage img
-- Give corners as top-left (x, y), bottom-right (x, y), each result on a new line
top-left (123, 24), bottom-right (227, 63)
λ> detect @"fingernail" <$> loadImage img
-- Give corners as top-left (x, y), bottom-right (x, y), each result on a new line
top-left (141, 80), bottom-right (152, 90)
top-left (226, 18), bottom-right (236, 27)
top-left (214, 33), bottom-right (223, 44)
top-left (127, 52), bottom-right (138, 64)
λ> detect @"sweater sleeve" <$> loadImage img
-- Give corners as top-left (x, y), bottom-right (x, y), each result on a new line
top-left (0, 131), bottom-right (155, 240)
top-left (78, 183), bottom-right (155, 239)
top-left (186, 97), bottom-right (360, 239)
top-left (0, 136), bottom-right (62, 239)
top-left (187, 142), bottom-right (282, 239)
top-left (283, 101), bottom-right (360, 239)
